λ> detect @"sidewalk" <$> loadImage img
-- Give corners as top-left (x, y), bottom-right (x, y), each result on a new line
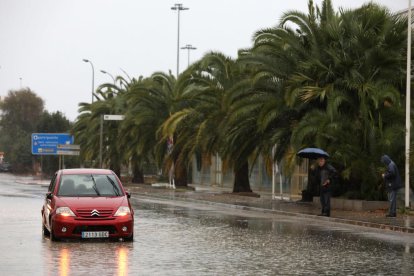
top-left (124, 183), bottom-right (414, 234)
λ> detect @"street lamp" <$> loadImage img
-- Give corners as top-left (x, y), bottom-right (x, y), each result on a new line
top-left (100, 70), bottom-right (116, 84)
top-left (405, 0), bottom-right (412, 209)
top-left (181, 44), bottom-right (196, 67)
top-left (171, 3), bottom-right (189, 77)
top-left (82, 59), bottom-right (95, 103)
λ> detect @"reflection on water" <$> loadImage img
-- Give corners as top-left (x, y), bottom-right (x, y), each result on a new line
top-left (44, 242), bottom-right (132, 276)
top-left (59, 248), bottom-right (69, 276)
top-left (117, 246), bottom-right (128, 276)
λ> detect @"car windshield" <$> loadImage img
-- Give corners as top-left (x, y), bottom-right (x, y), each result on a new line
top-left (57, 174), bottom-right (122, 197)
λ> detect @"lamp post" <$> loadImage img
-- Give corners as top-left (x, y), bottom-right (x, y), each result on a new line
top-left (82, 59), bottom-right (95, 103)
top-left (405, 0), bottom-right (412, 209)
top-left (171, 3), bottom-right (189, 77)
top-left (181, 44), bottom-right (196, 67)
top-left (100, 70), bottom-right (116, 84)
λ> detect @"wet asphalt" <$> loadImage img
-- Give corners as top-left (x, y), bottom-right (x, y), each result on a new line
top-left (0, 173), bottom-right (413, 275)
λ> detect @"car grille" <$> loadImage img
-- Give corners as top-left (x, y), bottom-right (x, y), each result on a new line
top-left (76, 208), bottom-right (113, 218)
top-left (73, 225), bottom-right (117, 234)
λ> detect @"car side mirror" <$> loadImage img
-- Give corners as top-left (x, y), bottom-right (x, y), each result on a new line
top-left (46, 192), bottom-right (53, 200)
top-left (126, 191), bottom-right (131, 199)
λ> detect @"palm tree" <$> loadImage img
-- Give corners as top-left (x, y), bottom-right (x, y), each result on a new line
top-left (239, 0), bottom-right (408, 199)
top-left (123, 71), bottom-right (193, 186)
top-left (108, 75), bottom-right (148, 183)
top-left (161, 52), bottom-right (257, 193)
top-left (73, 77), bottom-right (129, 177)
top-left (286, 2), bottom-right (406, 198)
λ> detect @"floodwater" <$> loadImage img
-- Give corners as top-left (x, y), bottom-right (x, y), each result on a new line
top-left (0, 174), bottom-right (413, 275)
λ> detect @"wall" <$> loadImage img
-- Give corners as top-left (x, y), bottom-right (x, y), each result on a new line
top-left (191, 154), bottom-right (308, 200)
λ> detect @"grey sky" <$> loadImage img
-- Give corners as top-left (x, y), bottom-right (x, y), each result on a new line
top-left (0, 0), bottom-right (408, 121)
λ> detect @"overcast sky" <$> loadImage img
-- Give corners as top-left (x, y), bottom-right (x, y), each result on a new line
top-left (0, 0), bottom-right (408, 121)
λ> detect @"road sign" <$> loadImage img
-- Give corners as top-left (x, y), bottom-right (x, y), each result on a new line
top-left (56, 150), bottom-right (80, 156)
top-left (57, 144), bottom-right (80, 150)
top-left (57, 144), bottom-right (80, 156)
top-left (104, 114), bottom-right (125, 120)
top-left (31, 133), bottom-right (74, 155)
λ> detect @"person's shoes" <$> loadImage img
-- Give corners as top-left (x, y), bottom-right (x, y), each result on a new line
top-left (318, 213), bottom-right (328, 217)
top-left (385, 214), bottom-right (396, 218)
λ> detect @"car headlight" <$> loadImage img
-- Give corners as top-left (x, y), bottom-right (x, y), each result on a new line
top-left (56, 207), bottom-right (75, 217)
top-left (114, 206), bottom-right (131, 217)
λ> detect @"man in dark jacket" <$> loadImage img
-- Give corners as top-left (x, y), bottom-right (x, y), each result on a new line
top-left (381, 155), bottom-right (402, 217)
top-left (315, 157), bottom-right (336, 217)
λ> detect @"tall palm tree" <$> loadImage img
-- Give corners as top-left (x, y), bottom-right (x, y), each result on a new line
top-left (161, 52), bottom-right (257, 193)
top-left (123, 71), bottom-right (193, 186)
top-left (109, 75), bottom-right (148, 183)
top-left (73, 77), bottom-right (129, 177)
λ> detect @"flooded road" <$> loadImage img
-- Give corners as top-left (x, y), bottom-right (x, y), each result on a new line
top-left (0, 174), bottom-right (413, 275)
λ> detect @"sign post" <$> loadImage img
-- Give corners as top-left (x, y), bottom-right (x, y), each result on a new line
top-left (100, 115), bottom-right (125, 168)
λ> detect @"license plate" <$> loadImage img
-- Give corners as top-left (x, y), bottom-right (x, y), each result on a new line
top-left (81, 231), bottom-right (109, 238)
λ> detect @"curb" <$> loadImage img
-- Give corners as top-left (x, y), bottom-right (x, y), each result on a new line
top-left (131, 193), bottom-right (414, 234)
top-left (15, 180), bottom-right (49, 187)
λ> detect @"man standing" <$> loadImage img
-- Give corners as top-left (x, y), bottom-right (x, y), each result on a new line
top-left (315, 157), bottom-right (336, 217)
top-left (381, 155), bottom-right (402, 217)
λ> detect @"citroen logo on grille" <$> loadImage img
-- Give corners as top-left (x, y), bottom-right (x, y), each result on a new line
top-left (91, 209), bottom-right (100, 217)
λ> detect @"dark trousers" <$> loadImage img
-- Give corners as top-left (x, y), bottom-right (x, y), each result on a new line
top-left (320, 186), bottom-right (331, 216)
top-left (387, 189), bottom-right (397, 216)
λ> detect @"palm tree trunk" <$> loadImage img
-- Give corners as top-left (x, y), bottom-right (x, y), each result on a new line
top-left (110, 163), bottom-right (121, 179)
top-left (233, 161), bottom-right (252, 193)
top-left (174, 159), bottom-right (188, 187)
top-left (131, 162), bottom-right (144, 184)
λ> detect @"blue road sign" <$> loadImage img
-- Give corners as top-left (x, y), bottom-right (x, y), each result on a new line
top-left (31, 133), bottom-right (74, 155)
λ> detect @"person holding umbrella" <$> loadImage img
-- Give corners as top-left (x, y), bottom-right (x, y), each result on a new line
top-left (297, 148), bottom-right (337, 217)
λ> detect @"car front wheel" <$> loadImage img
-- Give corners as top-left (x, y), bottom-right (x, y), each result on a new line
top-left (42, 224), bottom-right (50, 236)
top-left (123, 233), bottom-right (134, 242)
top-left (49, 223), bottom-right (59, 242)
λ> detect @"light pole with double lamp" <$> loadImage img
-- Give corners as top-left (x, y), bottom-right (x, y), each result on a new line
top-left (100, 70), bottom-right (116, 84)
top-left (82, 59), bottom-right (95, 103)
top-left (181, 44), bottom-right (196, 67)
top-left (171, 3), bottom-right (189, 77)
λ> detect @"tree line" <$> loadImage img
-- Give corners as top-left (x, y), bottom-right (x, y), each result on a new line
top-left (72, 1), bottom-right (413, 199)
top-left (1, 1), bottom-right (412, 200)
top-left (0, 89), bottom-right (74, 174)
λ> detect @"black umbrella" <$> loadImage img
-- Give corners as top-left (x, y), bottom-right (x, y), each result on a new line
top-left (297, 147), bottom-right (329, 159)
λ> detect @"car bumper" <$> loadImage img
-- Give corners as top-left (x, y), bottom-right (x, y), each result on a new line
top-left (51, 215), bottom-right (134, 239)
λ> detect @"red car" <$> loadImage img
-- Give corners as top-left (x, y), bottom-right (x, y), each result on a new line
top-left (41, 168), bottom-right (134, 241)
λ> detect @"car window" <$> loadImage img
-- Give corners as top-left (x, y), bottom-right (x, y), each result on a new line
top-left (57, 174), bottom-right (123, 197)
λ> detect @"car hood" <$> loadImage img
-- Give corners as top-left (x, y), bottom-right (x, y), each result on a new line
top-left (58, 196), bottom-right (127, 209)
